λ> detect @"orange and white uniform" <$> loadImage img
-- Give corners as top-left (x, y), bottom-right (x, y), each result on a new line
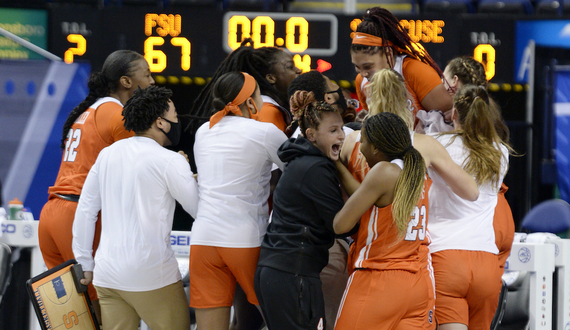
top-left (428, 133), bottom-right (508, 329)
top-left (335, 159), bottom-right (433, 329)
top-left (38, 97), bottom-right (133, 301)
top-left (494, 183), bottom-right (515, 270)
top-left (257, 95), bottom-right (291, 134)
top-left (356, 55), bottom-right (443, 119)
top-left (345, 132), bottom-right (436, 329)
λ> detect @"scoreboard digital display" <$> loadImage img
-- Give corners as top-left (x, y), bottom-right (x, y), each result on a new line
top-left (48, 5), bottom-right (515, 83)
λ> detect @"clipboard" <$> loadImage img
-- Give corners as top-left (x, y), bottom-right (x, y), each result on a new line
top-left (26, 259), bottom-right (100, 330)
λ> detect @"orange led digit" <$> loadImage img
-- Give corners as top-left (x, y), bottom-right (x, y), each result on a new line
top-left (252, 16), bottom-right (275, 47)
top-left (474, 44), bottom-right (495, 80)
top-left (228, 15), bottom-right (251, 50)
top-left (171, 37), bottom-right (191, 71)
top-left (286, 17), bottom-right (308, 53)
top-left (293, 54), bottom-right (311, 73)
top-left (64, 34), bottom-right (86, 64)
top-left (144, 36), bottom-right (167, 72)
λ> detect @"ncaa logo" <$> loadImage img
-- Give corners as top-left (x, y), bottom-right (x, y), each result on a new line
top-left (518, 247), bottom-right (531, 263)
top-left (429, 310), bottom-right (433, 324)
top-left (1, 223), bottom-right (15, 233)
top-left (23, 224), bottom-right (34, 239)
top-left (555, 243), bottom-right (560, 257)
top-left (565, 321), bottom-right (570, 330)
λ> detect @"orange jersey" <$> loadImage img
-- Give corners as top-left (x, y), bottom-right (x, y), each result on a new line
top-left (258, 102), bottom-right (287, 132)
top-left (355, 56), bottom-right (443, 118)
top-left (48, 98), bottom-right (134, 196)
top-left (350, 173), bottom-right (432, 273)
top-left (347, 137), bottom-right (369, 183)
top-left (494, 183), bottom-right (515, 269)
top-left (346, 135), bottom-right (432, 264)
top-left (257, 96), bottom-right (292, 134)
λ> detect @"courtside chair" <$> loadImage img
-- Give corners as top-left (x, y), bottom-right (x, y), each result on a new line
top-left (521, 198), bottom-right (570, 237)
top-left (490, 279), bottom-right (508, 330)
top-left (0, 243), bottom-right (12, 305)
top-left (497, 272), bottom-right (531, 330)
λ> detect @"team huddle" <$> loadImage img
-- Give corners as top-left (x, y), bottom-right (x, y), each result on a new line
top-left (37, 6), bottom-right (514, 330)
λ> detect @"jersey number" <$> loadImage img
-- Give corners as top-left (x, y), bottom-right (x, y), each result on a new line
top-left (405, 205), bottom-right (426, 241)
top-left (63, 128), bottom-right (82, 162)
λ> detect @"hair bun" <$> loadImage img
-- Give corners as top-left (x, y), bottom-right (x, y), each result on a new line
top-left (212, 97), bottom-right (227, 111)
top-left (290, 90), bottom-right (316, 120)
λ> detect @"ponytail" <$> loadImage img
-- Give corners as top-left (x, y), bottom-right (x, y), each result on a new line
top-left (452, 85), bottom-right (504, 188)
top-left (363, 112), bottom-right (425, 237)
top-left (60, 72), bottom-right (108, 148)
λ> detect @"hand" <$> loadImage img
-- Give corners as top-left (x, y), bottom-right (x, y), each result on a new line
top-left (81, 271), bottom-right (93, 286)
top-left (356, 109), bottom-right (368, 123)
top-left (443, 108), bottom-right (454, 122)
top-left (178, 150), bottom-right (190, 163)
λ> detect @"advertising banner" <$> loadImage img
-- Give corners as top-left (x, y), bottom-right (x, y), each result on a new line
top-left (0, 8), bottom-right (48, 60)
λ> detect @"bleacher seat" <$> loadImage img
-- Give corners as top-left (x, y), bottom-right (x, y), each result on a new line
top-left (477, 0), bottom-right (534, 14)
top-left (521, 199), bottom-right (570, 235)
top-left (535, 0), bottom-right (562, 14)
top-left (104, 0), bottom-right (166, 6)
top-left (169, 0), bottom-right (220, 7)
top-left (288, 0), bottom-right (418, 14)
top-left (423, 0), bottom-right (475, 13)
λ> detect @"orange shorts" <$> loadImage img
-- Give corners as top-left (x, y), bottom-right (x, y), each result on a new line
top-left (335, 269), bottom-right (430, 329)
top-left (38, 196), bottom-right (101, 301)
top-left (431, 250), bottom-right (502, 328)
top-left (189, 245), bottom-right (260, 308)
top-left (423, 247), bottom-right (436, 330)
top-left (494, 184), bottom-right (515, 270)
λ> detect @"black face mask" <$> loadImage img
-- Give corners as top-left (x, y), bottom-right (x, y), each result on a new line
top-left (160, 117), bottom-right (181, 146)
top-left (325, 87), bottom-right (348, 114)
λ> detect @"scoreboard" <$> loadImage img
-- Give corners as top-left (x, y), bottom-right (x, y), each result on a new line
top-left (46, 5), bottom-right (517, 84)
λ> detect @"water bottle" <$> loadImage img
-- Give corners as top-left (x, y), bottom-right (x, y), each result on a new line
top-left (8, 198), bottom-right (23, 220)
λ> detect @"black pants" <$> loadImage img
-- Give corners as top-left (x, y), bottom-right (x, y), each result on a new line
top-left (254, 266), bottom-right (326, 330)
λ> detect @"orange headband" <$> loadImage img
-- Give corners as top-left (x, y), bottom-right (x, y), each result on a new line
top-left (352, 32), bottom-right (427, 63)
top-left (210, 72), bottom-right (256, 128)
top-left (352, 32), bottom-right (393, 48)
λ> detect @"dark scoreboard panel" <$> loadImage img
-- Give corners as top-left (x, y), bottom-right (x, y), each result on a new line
top-left (48, 5), bottom-right (516, 83)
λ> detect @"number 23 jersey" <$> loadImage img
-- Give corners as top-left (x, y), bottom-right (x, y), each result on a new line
top-left (351, 170), bottom-right (432, 273)
top-left (48, 97), bottom-right (134, 197)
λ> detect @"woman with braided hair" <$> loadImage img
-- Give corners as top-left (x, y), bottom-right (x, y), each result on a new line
top-left (255, 90), bottom-right (345, 330)
top-left (38, 50), bottom-right (154, 324)
top-left (187, 39), bottom-right (301, 136)
top-left (333, 112), bottom-right (431, 329)
top-left (442, 56), bottom-right (515, 273)
top-left (443, 56), bottom-right (510, 144)
top-left (351, 7), bottom-right (452, 127)
top-left (339, 68), bottom-right (479, 329)
top-left (428, 85), bottom-right (512, 330)
top-left (190, 72), bottom-right (287, 330)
